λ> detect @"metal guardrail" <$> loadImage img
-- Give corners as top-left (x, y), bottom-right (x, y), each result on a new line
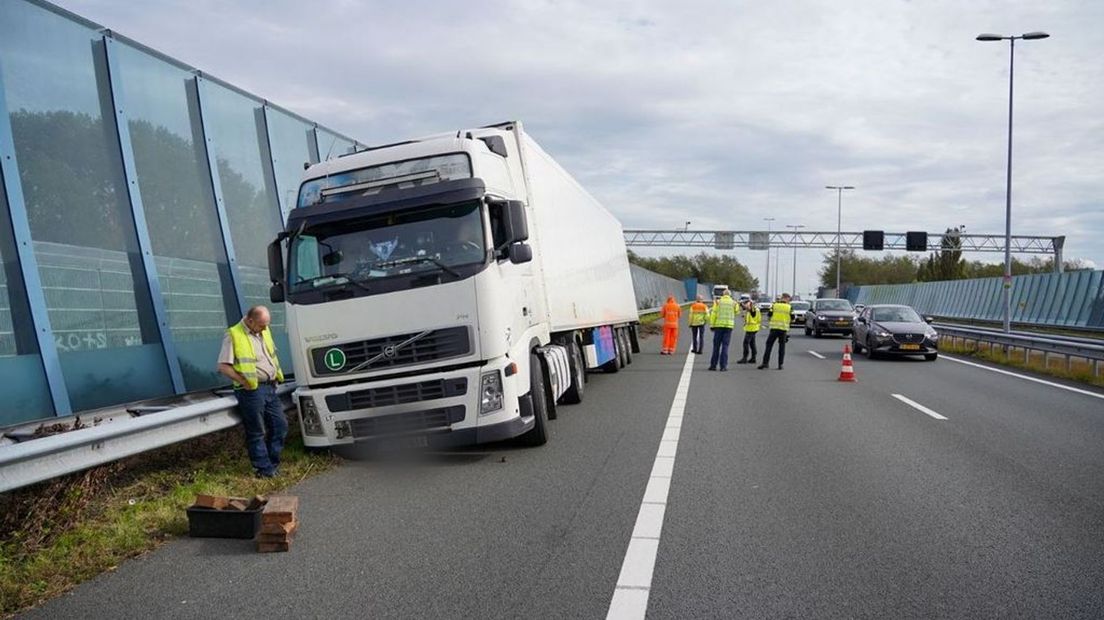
top-left (935, 323), bottom-right (1104, 375)
top-left (0, 384), bottom-right (295, 493)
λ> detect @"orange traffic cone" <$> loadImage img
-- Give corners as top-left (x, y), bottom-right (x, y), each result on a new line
top-left (838, 344), bottom-right (857, 382)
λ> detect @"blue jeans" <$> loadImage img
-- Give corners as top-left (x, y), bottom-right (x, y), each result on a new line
top-left (709, 328), bottom-right (732, 369)
top-left (235, 383), bottom-right (287, 475)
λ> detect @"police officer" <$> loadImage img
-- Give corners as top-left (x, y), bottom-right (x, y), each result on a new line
top-left (217, 306), bottom-right (286, 478)
top-left (758, 293), bottom-right (792, 370)
top-left (688, 295), bottom-right (709, 354)
top-left (736, 297), bottom-right (760, 365)
top-left (707, 290), bottom-right (736, 371)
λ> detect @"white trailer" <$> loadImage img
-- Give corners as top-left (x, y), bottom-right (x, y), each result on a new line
top-left (267, 121), bottom-right (639, 449)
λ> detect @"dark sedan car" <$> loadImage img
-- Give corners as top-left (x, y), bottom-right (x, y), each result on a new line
top-left (852, 304), bottom-right (939, 361)
top-left (804, 298), bottom-right (855, 337)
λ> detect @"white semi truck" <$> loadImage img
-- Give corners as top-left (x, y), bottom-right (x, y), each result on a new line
top-left (267, 121), bottom-right (639, 449)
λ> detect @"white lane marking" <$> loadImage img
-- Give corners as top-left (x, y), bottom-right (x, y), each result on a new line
top-left (892, 393), bottom-right (948, 420)
top-left (942, 354), bottom-right (1104, 402)
top-left (808, 350), bottom-right (826, 359)
top-left (607, 349), bottom-right (695, 620)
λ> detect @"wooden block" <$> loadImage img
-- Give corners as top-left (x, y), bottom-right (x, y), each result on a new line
top-left (248, 496), bottom-right (267, 511)
top-left (261, 495), bottom-right (299, 524)
top-left (227, 499), bottom-right (249, 511)
top-left (259, 520), bottom-right (298, 536)
top-left (257, 541), bottom-right (291, 553)
top-left (194, 494), bottom-right (229, 510)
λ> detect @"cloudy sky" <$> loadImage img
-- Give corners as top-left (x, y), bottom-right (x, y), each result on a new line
top-left (61, 0), bottom-right (1103, 295)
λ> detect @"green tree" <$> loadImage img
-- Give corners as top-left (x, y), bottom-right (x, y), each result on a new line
top-left (627, 251), bottom-right (758, 291)
top-left (818, 250), bottom-right (920, 288)
top-left (917, 227), bottom-right (967, 282)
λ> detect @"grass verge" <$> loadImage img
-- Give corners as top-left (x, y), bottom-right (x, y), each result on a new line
top-left (940, 340), bottom-right (1104, 388)
top-left (0, 421), bottom-right (338, 617)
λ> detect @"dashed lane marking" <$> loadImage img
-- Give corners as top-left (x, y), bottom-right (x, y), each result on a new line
top-left (892, 393), bottom-right (948, 420)
top-left (808, 351), bottom-right (826, 359)
top-left (606, 349), bottom-right (695, 619)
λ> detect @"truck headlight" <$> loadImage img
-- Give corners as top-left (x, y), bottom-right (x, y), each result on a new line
top-left (480, 370), bottom-right (504, 415)
top-left (299, 396), bottom-right (324, 436)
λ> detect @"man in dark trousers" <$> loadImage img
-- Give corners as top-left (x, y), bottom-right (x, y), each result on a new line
top-left (217, 305), bottom-right (286, 478)
top-left (736, 297), bottom-right (760, 364)
top-left (758, 293), bottom-right (792, 370)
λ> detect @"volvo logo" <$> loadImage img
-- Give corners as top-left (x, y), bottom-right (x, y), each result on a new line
top-left (383, 345), bottom-right (398, 359)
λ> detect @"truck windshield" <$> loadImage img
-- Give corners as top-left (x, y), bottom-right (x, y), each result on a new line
top-left (288, 201), bottom-right (487, 296)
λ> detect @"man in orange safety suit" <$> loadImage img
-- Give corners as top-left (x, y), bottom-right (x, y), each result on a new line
top-left (661, 296), bottom-right (681, 355)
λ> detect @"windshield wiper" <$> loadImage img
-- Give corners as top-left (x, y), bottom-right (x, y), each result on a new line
top-left (373, 255), bottom-right (460, 278)
top-left (294, 273), bottom-right (372, 293)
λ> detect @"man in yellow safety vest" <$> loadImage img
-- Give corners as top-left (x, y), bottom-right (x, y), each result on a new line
top-left (688, 295), bottom-right (709, 354)
top-left (758, 293), bottom-right (792, 370)
top-left (736, 297), bottom-right (761, 365)
top-left (707, 290), bottom-right (736, 371)
top-left (217, 305), bottom-right (287, 478)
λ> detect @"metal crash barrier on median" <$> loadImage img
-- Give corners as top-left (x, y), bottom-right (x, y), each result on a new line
top-left (936, 323), bottom-right (1104, 377)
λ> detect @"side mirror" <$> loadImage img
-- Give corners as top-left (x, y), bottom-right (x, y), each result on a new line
top-left (508, 243), bottom-right (533, 264)
top-left (267, 238), bottom-right (285, 283)
top-left (270, 282), bottom-right (285, 303)
top-left (924, 316), bottom-right (934, 324)
top-left (502, 200), bottom-right (529, 246)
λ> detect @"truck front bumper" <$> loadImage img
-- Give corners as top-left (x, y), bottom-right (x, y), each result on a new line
top-left (294, 356), bottom-right (528, 448)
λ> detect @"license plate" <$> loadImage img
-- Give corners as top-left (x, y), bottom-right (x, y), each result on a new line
top-left (835, 321), bottom-right (849, 326)
top-left (899, 344), bottom-right (921, 350)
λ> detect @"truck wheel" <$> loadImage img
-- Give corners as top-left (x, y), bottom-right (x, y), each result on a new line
top-left (519, 353), bottom-right (549, 446)
top-left (560, 340), bottom-right (585, 404)
top-left (622, 329), bottom-right (633, 365)
top-left (601, 331), bottom-right (620, 373)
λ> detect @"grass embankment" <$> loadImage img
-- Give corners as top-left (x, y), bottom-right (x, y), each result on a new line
top-left (0, 422), bottom-right (338, 617)
top-left (940, 339), bottom-right (1104, 388)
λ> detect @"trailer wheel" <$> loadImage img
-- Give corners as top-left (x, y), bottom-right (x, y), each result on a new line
top-left (601, 331), bottom-right (621, 374)
top-left (560, 340), bottom-right (585, 404)
top-left (623, 329), bottom-right (633, 364)
top-left (519, 353), bottom-right (550, 446)
top-left (617, 329), bottom-right (627, 368)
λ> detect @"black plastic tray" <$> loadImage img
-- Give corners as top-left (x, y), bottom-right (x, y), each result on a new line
top-left (186, 505), bottom-right (263, 539)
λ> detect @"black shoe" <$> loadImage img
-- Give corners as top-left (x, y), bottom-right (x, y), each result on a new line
top-left (736, 359), bottom-right (748, 364)
top-left (749, 359), bottom-right (757, 365)
top-left (720, 367), bottom-right (728, 371)
top-left (757, 364), bottom-right (768, 369)
top-left (708, 366), bottom-right (717, 371)
top-left (255, 468), bottom-right (279, 479)
top-left (776, 365), bottom-right (784, 370)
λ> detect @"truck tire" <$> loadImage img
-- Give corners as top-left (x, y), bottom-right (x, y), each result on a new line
top-left (617, 329), bottom-right (627, 368)
top-left (519, 353), bottom-right (550, 446)
top-left (560, 340), bottom-right (585, 404)
top-left (601, 331), bottom-right (620, 374)
top-left (621, 329), bottom-right (633, 365)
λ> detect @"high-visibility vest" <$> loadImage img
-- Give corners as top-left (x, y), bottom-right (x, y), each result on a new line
top-left (228, 321), bottom-right (284, 390)
top-left (688, 302), bottom-right (709, 326)
top-left (709, 296), bottom-right (736, 329)
top-left (662, 302), bottom-right (681, 327)
top-left (768, 302), bottom-right (792, 331)
top-left (743, 307), bottom-right (761, 332)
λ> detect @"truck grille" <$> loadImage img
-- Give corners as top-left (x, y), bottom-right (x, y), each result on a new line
top-left (348, 405), bottom-right (465, 438)
top-left (893, 333), bottom-right (924, 344)
top-left (325, 378), bottom-right (467, 412)
top-left (311, 327), bottom-right (470, 376)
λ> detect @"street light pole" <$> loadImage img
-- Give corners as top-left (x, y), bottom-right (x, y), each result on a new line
top-left (763, 217), bottom-right (775, 297)
top-left (786, 224), bottom-right (805, 295)
top-left (825, 185), bottom-right (854, 295)
top-left (977, 31), bottom-right (1049, 334)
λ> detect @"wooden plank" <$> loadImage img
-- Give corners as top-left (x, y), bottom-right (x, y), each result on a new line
top-left (261, 495), bottom-right (298, 524)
